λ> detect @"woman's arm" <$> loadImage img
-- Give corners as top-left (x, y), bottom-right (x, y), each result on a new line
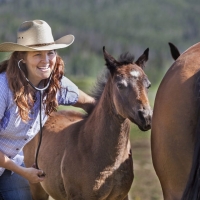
top-left (73, 89), bottom-right (96, 114)
top-left (0, 150), bottom-right (44, 183)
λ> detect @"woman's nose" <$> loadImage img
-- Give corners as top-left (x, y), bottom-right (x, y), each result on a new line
top-left (41, 54), bottom-right (49, 63)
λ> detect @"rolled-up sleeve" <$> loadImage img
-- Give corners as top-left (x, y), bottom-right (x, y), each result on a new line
top-left (57, 76), bottom-right (79, 105)
top-left (0, 73), bottom-right (8, 119)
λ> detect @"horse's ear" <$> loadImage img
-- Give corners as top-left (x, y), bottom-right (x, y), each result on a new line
top-left (103, 46), bottom-right (118, 75)
top-left (135, 48), bottom-right (149, 70)
top-left (168, 42), bottom-right (180, 60)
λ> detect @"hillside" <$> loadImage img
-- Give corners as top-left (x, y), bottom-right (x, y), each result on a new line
top-left (0, 0), bottom-right (199, 84)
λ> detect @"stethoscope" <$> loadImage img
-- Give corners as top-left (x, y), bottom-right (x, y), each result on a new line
top-left (18, 59), bottom-right (52, 176)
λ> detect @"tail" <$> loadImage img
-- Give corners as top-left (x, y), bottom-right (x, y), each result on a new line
top-left (182, 72), bottom-right (200, 200)
top-left (168, 42), bottom-right (180, 60)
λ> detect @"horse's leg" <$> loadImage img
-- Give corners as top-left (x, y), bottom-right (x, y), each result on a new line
top-left (123, 195), bottom-right (129, 200)
top-left (163, 190), bottom-right (182, 200)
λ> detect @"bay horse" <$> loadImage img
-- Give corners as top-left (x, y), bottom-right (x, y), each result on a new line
top-left (24, 46), bottom-right (152, 200)
top-left (151, 42), bottom-right (200, 199)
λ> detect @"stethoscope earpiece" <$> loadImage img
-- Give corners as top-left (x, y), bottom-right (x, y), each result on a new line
top-left (17, 59), bottom-right (52, 91)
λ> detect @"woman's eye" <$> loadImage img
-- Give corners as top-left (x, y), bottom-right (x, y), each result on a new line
top-left (49, 50), bottom-right (56, 55)
top-left (48, 51), bottom-right (55, 55)
top-left (34, 53), bottom-right (41, 56)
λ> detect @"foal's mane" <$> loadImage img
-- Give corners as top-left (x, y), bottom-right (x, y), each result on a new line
top-left (90, 68), bottom-right (109, 101)
top-left (90, 52), bottom-right (135, 101)
top-left (118, 52), bottom-right (135, 65)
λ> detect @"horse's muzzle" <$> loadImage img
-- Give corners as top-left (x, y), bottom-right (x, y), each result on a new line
top-left (138, 109), bottom-right (152, 131)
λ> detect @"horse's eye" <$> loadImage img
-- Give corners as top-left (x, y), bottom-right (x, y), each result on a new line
top-left (117, 82), bottom-right (125, 89)
top-left (144, 79), bottom-right (151, 89)
top-left (147, 82), bottom-right (151, 89)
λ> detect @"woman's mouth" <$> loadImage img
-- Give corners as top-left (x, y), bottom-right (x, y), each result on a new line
top-left (37, 66), bottom-right (50, 72)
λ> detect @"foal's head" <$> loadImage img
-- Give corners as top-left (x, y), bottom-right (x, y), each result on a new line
top-left (103, 47), bottom-right (152, 131)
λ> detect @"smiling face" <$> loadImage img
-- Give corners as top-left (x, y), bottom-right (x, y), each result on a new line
top-left (23, 50), bottom-right (57, 86)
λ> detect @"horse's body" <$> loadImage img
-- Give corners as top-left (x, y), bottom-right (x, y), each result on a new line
top-left (151, 42), bottom-right (200, 199)
top-left (24, 47), bottom-right (152, 200)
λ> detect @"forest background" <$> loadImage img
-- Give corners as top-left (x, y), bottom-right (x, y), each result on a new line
top-left (0, 0), bottom-right (200, 199)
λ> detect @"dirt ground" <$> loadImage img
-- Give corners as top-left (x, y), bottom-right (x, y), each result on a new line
top-left (129, 138), bottom-right (163, 200)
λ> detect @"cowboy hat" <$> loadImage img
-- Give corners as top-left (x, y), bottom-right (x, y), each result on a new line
top-left (0, 20), bottom-right (74, 52)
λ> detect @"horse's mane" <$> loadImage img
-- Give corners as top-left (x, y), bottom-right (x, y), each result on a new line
top-left (90, 52), bottom-right (135, 101)
top-left (90, 68), bottom-right (110, 101)
top-left (118, 52), bottom-right (135, 65)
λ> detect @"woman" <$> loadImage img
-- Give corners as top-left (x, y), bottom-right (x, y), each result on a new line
top-left (0, 20), bottom-right (95, 199)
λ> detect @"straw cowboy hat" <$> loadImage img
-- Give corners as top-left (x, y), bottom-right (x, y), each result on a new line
top-left (0, 19), bottom-right (74, 52)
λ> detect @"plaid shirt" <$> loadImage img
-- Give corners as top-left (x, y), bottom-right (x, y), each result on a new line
top-left (0, 72), bottom-right (79, 176)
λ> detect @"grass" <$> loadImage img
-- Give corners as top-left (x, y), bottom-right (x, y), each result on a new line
top-left (130, 130), bottom-right (163, 200)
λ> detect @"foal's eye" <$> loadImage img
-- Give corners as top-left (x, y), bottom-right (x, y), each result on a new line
top-left (117, 81), bottom-right (128, 90)
top-left (146, 82), bottom-right (151, 89)
top-left (147, 83), bottom-right (151, 89)
top-left (117, 82), bottom-right (126, 89)
top-left (144, 78), bottom-right (151, 89)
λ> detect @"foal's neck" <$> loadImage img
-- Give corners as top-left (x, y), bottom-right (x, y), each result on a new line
top-left (87, 81), bottom-right (131, 163)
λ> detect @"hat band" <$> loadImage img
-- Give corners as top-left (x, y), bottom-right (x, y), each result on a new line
top-left (27, 42), bottom-right (55, 47)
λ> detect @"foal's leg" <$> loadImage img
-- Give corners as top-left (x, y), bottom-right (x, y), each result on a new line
top-left (30, 183), bottom-right (49, 200)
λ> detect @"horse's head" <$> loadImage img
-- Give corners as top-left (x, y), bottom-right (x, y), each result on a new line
top-left (103, 47), bottom-right (152, 131)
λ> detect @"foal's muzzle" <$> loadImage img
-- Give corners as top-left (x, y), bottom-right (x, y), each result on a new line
top-left (138, 109), bottom-right (152, 131)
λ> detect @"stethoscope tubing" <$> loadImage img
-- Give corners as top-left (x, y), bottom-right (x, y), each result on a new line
top-left (18, 59), bottom-right (52, 172)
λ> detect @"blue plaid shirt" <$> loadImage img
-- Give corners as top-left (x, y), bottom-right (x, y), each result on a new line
top-left (0, 72), bottom-right (79, 176)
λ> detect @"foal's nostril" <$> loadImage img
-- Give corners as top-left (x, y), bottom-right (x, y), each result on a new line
top-left (137, 109), bottom-right (152, 131)
top-left (144, 124), bottom-right (151, 130)
top-left (138, 110), bottom-right (145, 120)
top-left (138, 110), bottom-right (152, 124)
top-left (138, 110), bottom-right (149, 123)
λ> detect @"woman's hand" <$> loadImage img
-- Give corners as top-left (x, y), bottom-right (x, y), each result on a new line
top-left (20, 167), bottom-right (45, 183)
top-left (0, 152), bottom-right (45, 183)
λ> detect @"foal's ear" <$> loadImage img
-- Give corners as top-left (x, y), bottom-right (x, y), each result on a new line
top-left (135, 48), bottom-right (149, 70)
top-left (103, 46), bottom-right (118, 75)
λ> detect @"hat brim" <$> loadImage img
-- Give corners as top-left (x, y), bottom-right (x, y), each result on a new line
top-left (0, 35), bottom-right (74, 52)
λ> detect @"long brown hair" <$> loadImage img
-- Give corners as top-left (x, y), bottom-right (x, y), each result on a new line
top-left (0, 51), bottom-right (64, 121)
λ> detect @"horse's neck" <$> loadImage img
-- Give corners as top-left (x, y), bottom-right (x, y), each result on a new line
top-left (85, 81), bottom-right (131, 163)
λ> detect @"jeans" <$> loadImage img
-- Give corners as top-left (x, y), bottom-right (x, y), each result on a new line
top-left (0, 164), bottom-right (32, 200)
